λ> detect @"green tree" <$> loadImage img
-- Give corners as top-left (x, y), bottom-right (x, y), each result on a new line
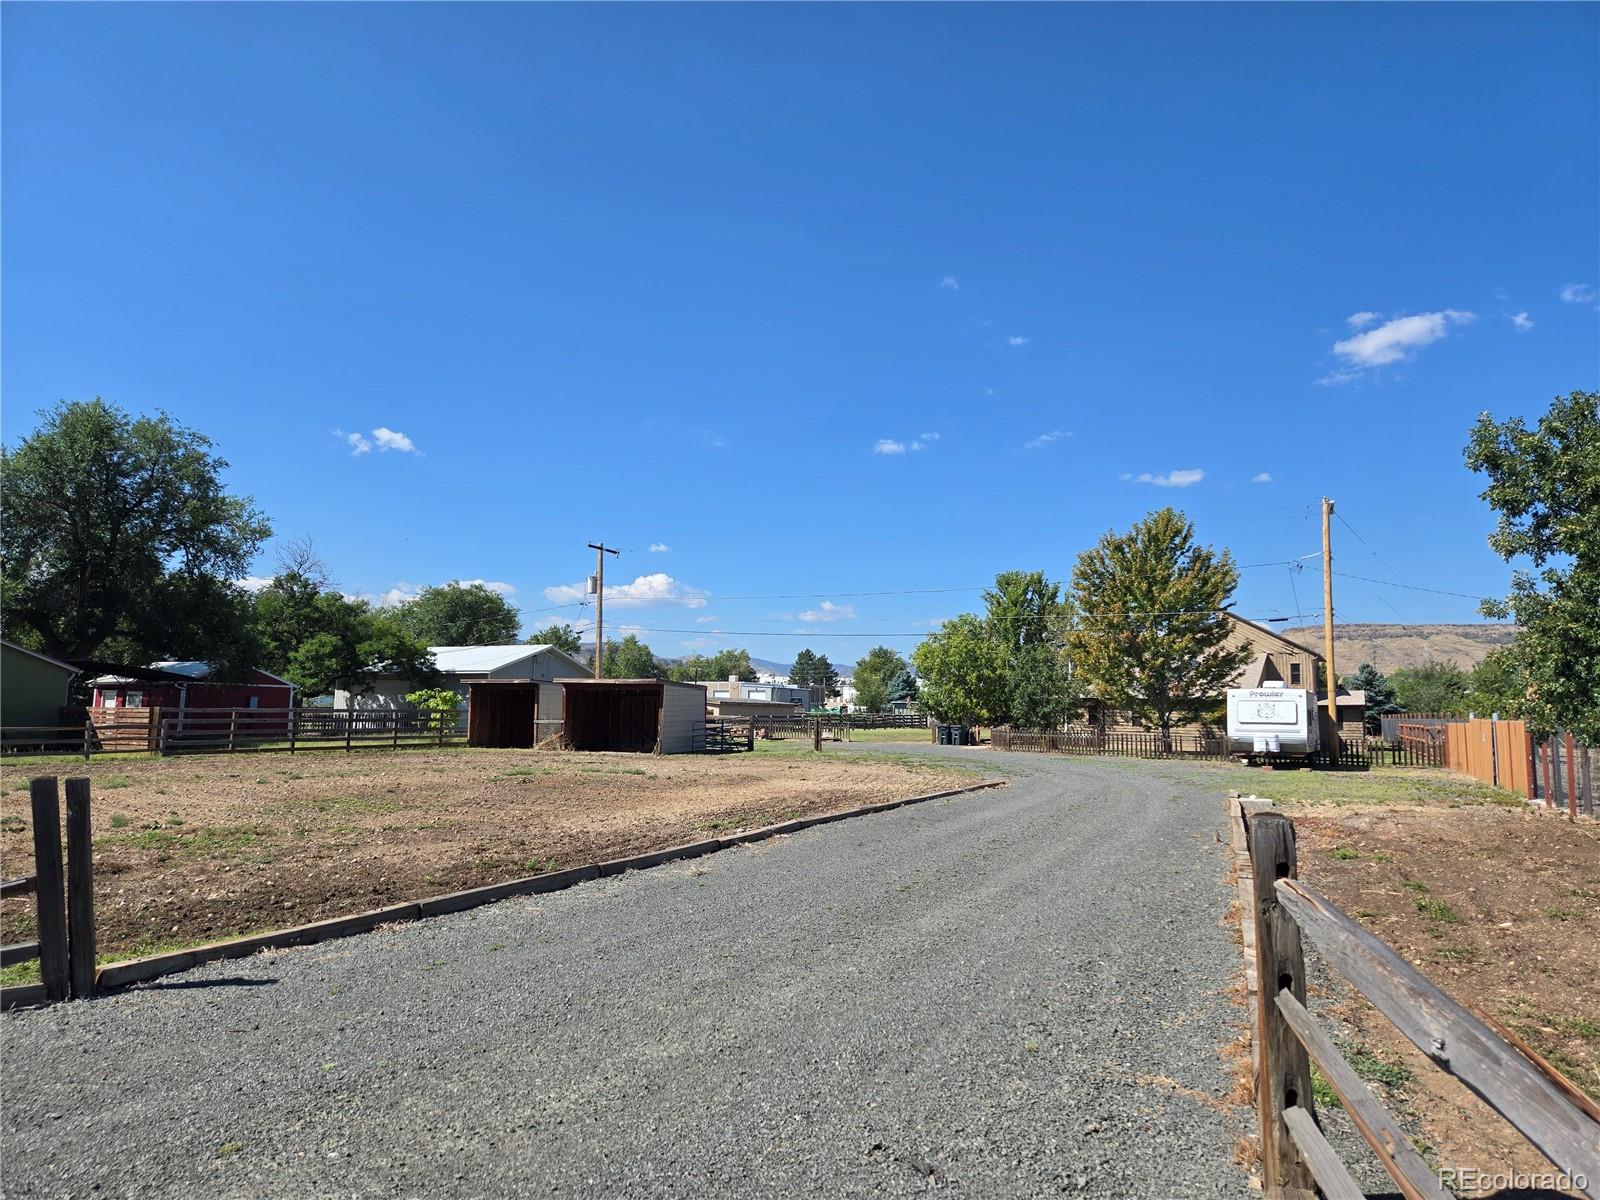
top-left (789, 648), bottom-right (841, 699)
top-left (602, 634), bottom-right (663, 679)
top-left (1064, 508), bottom-right (1250, 748)
top-left (1465, 390), bottom-right (1600, 740)
top-left (852, 646), bottom-right (911, 713)
top-left (667, 648), bottom-right (758, 684)
top-left (392, 581), bottom-right (520, 645)
top-left (528, 622), bottom-right (582, 655)
top-left (1, 398), bottom-right (271, 665)
top-left (1343, 662), bottom-right (1400, 733)
top-left (1389, 659), bottom-right (1470, 715)
top-left (1466, 647), bottom-right (1528, 719)
top-left (885, 666), bottom-right (919, 708)
top-left (1007, 641), bottom-right (1081, 729)
top-left (983, 570), bottom-right (1065, 650)
top-left (286, 603), bottom-right (437, 699)
top-left (405, 686), bottom-right (462, 732)
top-left (913, 614), bottom-right (1008, 726)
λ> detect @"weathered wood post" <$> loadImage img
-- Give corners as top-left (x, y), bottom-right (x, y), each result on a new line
top-left (28, 778), bottom-right (69, 1003)
top-left (64, 778), bottom-right (95, 999)
top-left (812, 717), bottom-right (822, 751)
top-left (1248, 810), bottom-right (1316, 1195)
top-left (288, 707), bottom-right (298, 755)
top-left (81, 718), bottom-right (92, 762)
top-left (746, 718), bottom-right (755, 752)
top-left (345, 710), bottom-right (354, 753)
top-left (1566, 731), bottom-right (1579, 820)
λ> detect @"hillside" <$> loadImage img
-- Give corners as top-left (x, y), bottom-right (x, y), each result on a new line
top-left (1278, 623), bottom-right (1519, 674)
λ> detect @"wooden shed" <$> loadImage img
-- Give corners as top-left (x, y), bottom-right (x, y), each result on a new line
top-left (559, 679), bottom-right (707, 754)
top-left (465, 679), bottom-right (567, 748)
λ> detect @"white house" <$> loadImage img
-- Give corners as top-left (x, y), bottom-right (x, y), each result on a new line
top-left (333, 644), bottom-right (591, 710)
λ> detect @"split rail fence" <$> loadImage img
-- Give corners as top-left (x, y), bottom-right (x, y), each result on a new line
top-left (1, 777), bottom-right (97, 1007)
top-left (1237, 798), bottom-right (1599, 1199)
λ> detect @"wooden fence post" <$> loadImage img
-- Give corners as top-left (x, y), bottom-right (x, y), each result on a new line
top-left (1248, 811), bottom-right (1316, 1196)
top-left (64, 778), bottom-right (95, 999)
top-left (392, 712), bottom-right (400, 750)
top-left (345, 712), bottom-right (354, 753)
top-left (812, 718), bottom-right (821, 751)
top-left (288, 708), bottom-right (297, 754)
top-left (28, 778), bottom-right (69, 1003)
top-left (746, 718), bottom-right (755, 752)
top-left (1565, 732), bottom-right (1579, 820)
top-left (227, 708), bottom-right (238, 752)
top-left (81, 719), bottom-right (92, 762)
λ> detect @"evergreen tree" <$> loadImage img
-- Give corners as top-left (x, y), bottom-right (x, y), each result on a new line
top-left (789, 649), bottom-right (821, 686)
top-left (1343, 662), bottom-right (1400, 733)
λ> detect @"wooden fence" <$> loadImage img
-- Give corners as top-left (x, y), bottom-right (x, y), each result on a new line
top-left (1531, 731), bottom-right (1597, 819)
top-left (1, 777), bottom-right (97, 1007)
top-left (836, 712), bottom-right (926, 729)
top-left (991, 726), bottom-right (1227, 762)
top-left (1238, 799), bottom-right (1600, 1198)
top-left (701, 718), bottom-right (755, 754)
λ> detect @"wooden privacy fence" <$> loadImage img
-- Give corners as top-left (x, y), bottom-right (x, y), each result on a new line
top-left (1, 777), bottom-right (96, 1007)
top-left (1239, 800), bottom-right (1599, 1199)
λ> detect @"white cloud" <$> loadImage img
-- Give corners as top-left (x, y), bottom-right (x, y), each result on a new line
top-left (1330, 309), bottom-right (1475, 370)
top-left (237, 575), bottom-right (275, 592)
top-left (457, 578), bottom-right (517, 596)
top-left (338, 427), bottom-right (421, 456)
top-left (798, 601), bottom-right (855, 623)
top-left (874, 439), bottom-right (907, 455)
top-left (648, 543), bottom-right (670, 553)
top-left (541, 572), bottom-right (708, 608)
top-left (1006, 335), bottom-right (1029, 346)
top-left (1510, 311), bottom-right (1534, 333)
top-left (1346, 311), bottom-right (1381, 330)
top-left (910, 432), bottom-right (940, 451)
top-left (371, 426), bottom-right (420, 454)
top-left (1559, 283), bottom-right (1596, 304)
top-left (939, 276), bottom-right (960, 290)
top-left (1128, 468), bottom-right (1205, 488)
top-left (1023, 430), bottom-right (1069, 451)
top-left (1251, 472), bottom-right (1272, 484)
top-left (693, 614), bottom-right (718, 624)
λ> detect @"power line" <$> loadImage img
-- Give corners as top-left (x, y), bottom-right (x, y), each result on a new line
top-left (1329, 570), bottom-right (1493, 603)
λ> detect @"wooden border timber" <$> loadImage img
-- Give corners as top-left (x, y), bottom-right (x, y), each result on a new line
top-left (2, 777), bottom-right (1005, 1008)
top-left (1240, 802), bottom-right (1600, 1200)
top-left (27, 778), bottom-right (69, 1003)
top-left (1275, 879), bottom-right (1600, 1192)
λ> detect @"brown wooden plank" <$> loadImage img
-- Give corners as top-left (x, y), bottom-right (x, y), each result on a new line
top-left (1276, 878), bottom-right (1600, 1194)
top-left (1248, 812), bottom-right (1317, 1196)
top-left (1281, 1105), bottom-right (1364, 1200)
top-left (1277, 989), bottom-right (1447, 1200)
top-left (0, 941), bottom-right (41, 967)
top-left (64, 778), bottom-right (96, 999)
top-left (28, 777), bottom-right (69, 1003)
top-left (1469, 1003), bottom-right (1600, 1125)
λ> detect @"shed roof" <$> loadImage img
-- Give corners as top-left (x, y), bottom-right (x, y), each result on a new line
top-left (1, 640), bottom-right (80, 676)
top-left (431, 644), bottom-right (584, 675)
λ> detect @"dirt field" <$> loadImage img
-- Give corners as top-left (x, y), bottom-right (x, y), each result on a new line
top-left (0, 746), bottom-right (979, 969)
top-left (1213, 763), bottom-right (1599, 1191)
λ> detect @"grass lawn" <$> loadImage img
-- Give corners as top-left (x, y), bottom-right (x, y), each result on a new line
top-left (1199, 762), bottom-right (1524, 810)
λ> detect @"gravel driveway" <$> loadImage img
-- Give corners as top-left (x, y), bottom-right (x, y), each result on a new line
top-left (3, 746), bottom-right (1252, 1198)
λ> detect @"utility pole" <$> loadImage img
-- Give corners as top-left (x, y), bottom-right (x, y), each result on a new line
top-left (587, 542), bottom-right (619, 680)
top-left (1320, 499), bottom-right (1339, 763)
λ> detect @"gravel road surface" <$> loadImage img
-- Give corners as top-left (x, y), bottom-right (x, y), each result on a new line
top-left (3, 747), bottom-right (1253, 1198)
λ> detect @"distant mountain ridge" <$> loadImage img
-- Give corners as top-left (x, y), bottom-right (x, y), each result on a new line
top-left (1278, 623), bottom-right (1518, 674)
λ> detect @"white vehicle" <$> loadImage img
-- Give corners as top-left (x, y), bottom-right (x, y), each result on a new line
top-left (1226, 682), bottom-right (1321, 757)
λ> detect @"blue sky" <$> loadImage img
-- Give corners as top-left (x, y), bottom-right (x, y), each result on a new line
top-left (4, 3), bottom-right (1597, 666)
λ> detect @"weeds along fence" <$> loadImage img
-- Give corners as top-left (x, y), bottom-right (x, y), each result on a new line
top-left (1233, 797), bottom-right (1600, 1199)
top-left (1, 777), bottom-right (97, 1008)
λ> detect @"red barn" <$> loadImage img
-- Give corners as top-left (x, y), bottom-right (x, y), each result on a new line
top-left (87, 661), bottom-right (294, 720)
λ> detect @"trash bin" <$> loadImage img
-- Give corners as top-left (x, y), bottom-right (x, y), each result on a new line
top-left (937, 724), bottom-right (951, 745)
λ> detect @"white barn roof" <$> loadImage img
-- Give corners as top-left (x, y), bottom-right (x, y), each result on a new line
top-left (430, 644), bottom-right (583, 675)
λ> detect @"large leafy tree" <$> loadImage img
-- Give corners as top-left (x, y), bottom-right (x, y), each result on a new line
top-left (528, 623), bottom-right (582, 655)
top-left (603, 634), bottom-right (664, 679)
top-left (391, 581), bottom-right (520, 645)
top-left (1389, 659), bottom-right (1470, 715)
top-left (1065, 508), bottom-right (1250, 746)
top-left (668, 648), bottom-right (759, 684)
top-left (284, 598), bottom-right (437, 699)
top-left (913, 614), bottom-right (1007, 726)
top-left (2, 399), bottom-right (271, 666)
top-left (1465, 390), bottom-right (1599, 740)
top-left (851, 646), bottom-right (909, 713)
top-left (1465, 647), bottom-right (1528, 719)
top-left (1343, 662), bottom-right (1400, 733)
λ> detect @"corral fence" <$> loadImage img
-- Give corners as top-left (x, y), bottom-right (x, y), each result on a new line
top-left (1234, 796), bottom-right (1600, 1199)
top-left (834, 712), bottom-right (926, 729)
top-left (2, 777), bottom-right (97, 1008)
top-left (1532, 731), bottom-right (1596, 819)
top-left (700, 718), bottom-right (756, 754)
top-left (755, 714), bottom-right (857, 742)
